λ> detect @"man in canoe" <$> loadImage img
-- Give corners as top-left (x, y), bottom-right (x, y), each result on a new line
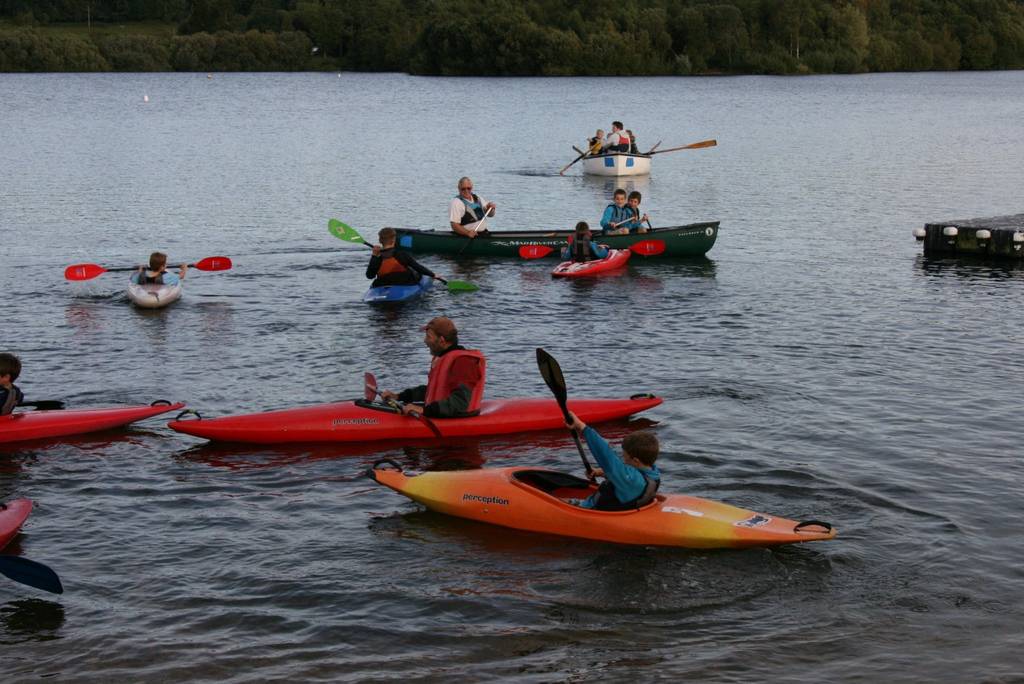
top-left (566, 411), bottom-right (661, 510)
top-left (599, 188), bottom-right (635, 234)
top-left (0, 353), bottom-right (24, 416)
top-left (132, 252), bottom-right (187, 286)
top-left (380, 317), bottom-right (486, 418)
top-left (449, 177), bottom-right (496, 239)
top-left (366, 228), bottom-right (439, 287)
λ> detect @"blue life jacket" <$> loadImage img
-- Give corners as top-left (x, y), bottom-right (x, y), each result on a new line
top-left (605, 203), bottom-right (633, 229)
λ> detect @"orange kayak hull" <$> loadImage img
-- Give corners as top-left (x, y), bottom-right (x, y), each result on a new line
top-left (369, 465), bottom-right (836, 549)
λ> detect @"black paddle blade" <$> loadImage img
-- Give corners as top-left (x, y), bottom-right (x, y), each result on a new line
top-left (536, 348), bottom-right (568, 406)
top-left (22, 400), bottom-right (66, 411)
top-left (0, 556), bottom-right (64, 595)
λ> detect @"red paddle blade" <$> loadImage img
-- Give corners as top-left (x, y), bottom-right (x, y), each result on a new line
top-left (629, 240), bottom-right (666, 257)
top-left (519, 245), bottom-right (554, 259)
top-left (64, 263), bottom-right (107, 281)
top-left (364, 372), bottom-right (377, 402)
top-left (194, 256), bottom-right (232, 271)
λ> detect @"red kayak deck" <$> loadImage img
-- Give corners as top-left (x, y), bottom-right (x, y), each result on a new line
top-left (169, 396), bottom-right (662, 444)
top-left (0, 403), bottom-right (185, 445)
top-left (551, 249), bottom-right (630, 278)
top-left (0, 499), bottom-right (32, 551)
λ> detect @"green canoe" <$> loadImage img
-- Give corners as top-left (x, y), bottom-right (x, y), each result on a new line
top-left (389, 221), bottom-right (720, 258)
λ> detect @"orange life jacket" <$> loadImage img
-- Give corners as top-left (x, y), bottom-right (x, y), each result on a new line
top-left (377, 248), bottom-right (409, 276)
top-left (425, 349), bottom-right (486, 415)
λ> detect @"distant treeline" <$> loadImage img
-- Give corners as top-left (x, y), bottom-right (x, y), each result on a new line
top-left (2, 0), bottom-right (1024, 74)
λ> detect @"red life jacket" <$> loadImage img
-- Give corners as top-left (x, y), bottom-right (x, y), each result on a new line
top-left (425, 349), bottom-right (486, 415)
top-left (377, 248), bottom-right (409, 276)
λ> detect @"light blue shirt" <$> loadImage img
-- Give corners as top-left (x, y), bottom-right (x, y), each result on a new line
top-left (577, 425), bottom-right (660, 509)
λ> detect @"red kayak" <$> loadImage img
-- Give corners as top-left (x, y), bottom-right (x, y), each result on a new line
top-left (169, 395), bottom-right (662, 444)
top-left (0, 402), bottom-right (185, 445)
top-left (0, 499), bottom-right (32, 551)
top-left (551, 249), bottom-right (630, 278)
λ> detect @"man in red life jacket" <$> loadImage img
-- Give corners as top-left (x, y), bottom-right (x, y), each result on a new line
top-left (380, 317), bottom-right (486, 418)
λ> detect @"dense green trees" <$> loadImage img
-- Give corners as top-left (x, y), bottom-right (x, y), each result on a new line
top-left (1, 0), bottom-right (1023, 73)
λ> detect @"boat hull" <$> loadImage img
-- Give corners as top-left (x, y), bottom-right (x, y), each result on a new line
top-left (392, 222), bottom-right (718, 258)
top-left (582, 153), bottom-right (651, 176)
top-left (0, 403), bottom-right (185, 444)
top-left (127, 282), bottom-right (182, 308)
top-left (169, 395), bottom-right (662, 444)
top-left (370, 466), bottom-right (837, 549)
top-left (362, 275), bottom-right (433, 303)
top-left (0, 499), bottom-right (32, 551)
top-left (552, 249), bottom-right (630, 278)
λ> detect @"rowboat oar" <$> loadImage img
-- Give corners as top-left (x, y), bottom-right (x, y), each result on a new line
top-left (328, 220), bottom-right (479, 292)
top-left (64, 257), bottom-right (232, 281)
top-left (648, 139), bottom-right (717, 155)
top-left (559, 149), bottom-right (588, 175)
top-left (643, 140), bottom-right (662, 155)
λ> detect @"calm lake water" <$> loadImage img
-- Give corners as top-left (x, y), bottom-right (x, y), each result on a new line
top-left (2, 70), bottom-right (1023, 681)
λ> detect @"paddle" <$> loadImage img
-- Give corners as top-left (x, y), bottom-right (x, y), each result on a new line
top-left (20, 400), bottom-right (66, 411)
top-left (644, 140), bottom-right (662, 155)
top-left (0, 556), bottom-right (64, 594)
top-left (364, 372), bottom-right (444, 439)
top-left (559, 149), bottom-right (588, 175)
top-left (536, 348), bottom-right (593, 476)
top-left (328, 220), bottom-right (479, 292)
top-left (648, 139), bottom-right (717, 155)
top-left (519, 239), bottom-right (666, 259)
top-left (64, 257), bottom-right (232, 281)
top-left (455, 206), bottom-right (493, 256)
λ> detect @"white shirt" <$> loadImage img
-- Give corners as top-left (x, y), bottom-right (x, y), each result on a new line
top-left (603, 131), bottom-right (626, 150)
top-left (449, 194), bottom-right (491, 232)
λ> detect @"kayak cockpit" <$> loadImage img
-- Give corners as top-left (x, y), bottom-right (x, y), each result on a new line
top-left (510, 469), bottom-right (665, 512)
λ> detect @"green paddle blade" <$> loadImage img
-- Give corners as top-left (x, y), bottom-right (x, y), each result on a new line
top-left (445, 279), bottom-right (479, 293)
top-left (328, 219), bottom-right (368, 245)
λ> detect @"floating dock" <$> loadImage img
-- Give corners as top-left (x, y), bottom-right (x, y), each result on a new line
top-left (915, 213), bottom-right (1024, 258)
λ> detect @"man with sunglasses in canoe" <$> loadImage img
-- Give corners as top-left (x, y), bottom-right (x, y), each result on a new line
top-left (449, 177), bottom-right (496, 239)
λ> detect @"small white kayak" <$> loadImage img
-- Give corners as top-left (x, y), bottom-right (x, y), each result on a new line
top-left (127, 282), bottom-right (182, 308)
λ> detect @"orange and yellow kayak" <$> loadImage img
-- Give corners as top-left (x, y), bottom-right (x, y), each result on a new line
top-left (369, 464), bottom-right (836, 549)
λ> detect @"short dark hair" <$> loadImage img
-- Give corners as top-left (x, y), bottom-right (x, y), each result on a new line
top-left (623, 431), bottom-right (659, 466)
top-left (575, 221), bottom-right (591, 235)
top-left (613, 188), bottom-right (627, 198)
top-left (627, 191), bottom-right (642, 202)
top-left (149, 252), bottom-right (167, 270)
top-left (0, 353), bottom-right (21, 381)
top-left (379, 227), bottom-right (396, 243)
top-left (612, 120), bottom-right (623, 129)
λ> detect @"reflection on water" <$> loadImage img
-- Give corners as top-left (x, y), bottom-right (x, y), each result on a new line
top-left (915, 255), bottom-right (1024, 280)
top-left (0, 599), bottom-right (66, 643)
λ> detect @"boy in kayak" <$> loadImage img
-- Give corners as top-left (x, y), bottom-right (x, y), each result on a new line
top-left (131, 252), bottom-right (187, 286)
top-left (566, 411), bottom-right (661, 510)
top-left (560, 222), bottom-right (608, 262)
top-left (380, 317), bottom-right (485, 419)
top-left (600, 189), bottom-right (634, 234)
top-left (366, 228), bottom-right (438, 287)
top-left (0, 353), bottom-right (24, 416)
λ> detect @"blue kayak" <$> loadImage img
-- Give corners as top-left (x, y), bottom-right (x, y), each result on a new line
top-left (362, 275), bottom-right (433, 303)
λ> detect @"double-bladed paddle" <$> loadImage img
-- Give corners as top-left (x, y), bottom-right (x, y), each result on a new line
top-left (328, 220), bottom-right (479, 293)
top-left (648, 139), bottom-right (717, 155)
top-left (536, 348), bottom-right (593, 476)
top-left (519, 239), bottom-right (665, 260)
top-left (364, 372), bottom-right (444, 438)
top-left (0, 556), bottom-right (64, 594)
top-left (64, 257), bottom-right (233, 281)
